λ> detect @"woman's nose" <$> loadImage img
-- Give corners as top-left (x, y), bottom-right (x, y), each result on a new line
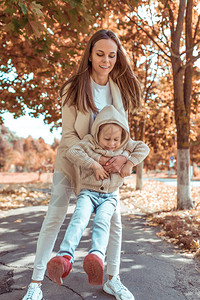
top-left (103, 56), bottom-right (109, 63)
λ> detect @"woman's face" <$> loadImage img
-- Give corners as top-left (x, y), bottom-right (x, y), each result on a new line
top-left (90, 38), bottom-right (118, 84)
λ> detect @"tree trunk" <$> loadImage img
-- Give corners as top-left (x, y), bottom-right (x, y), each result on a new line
top-left (136, 161), bottom-right (143, 190)
top-left (177, 148), bottom-right (193, 209)
top-left (129, 113), bottom-right (146, 191)
top-left (172, 56), bottom-right (193, 209)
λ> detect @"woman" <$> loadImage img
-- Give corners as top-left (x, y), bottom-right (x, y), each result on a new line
top-left (23, 29), bottom-right (141, 300)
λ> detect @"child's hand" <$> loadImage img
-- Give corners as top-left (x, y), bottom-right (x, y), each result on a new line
top-left (91, 161), bottom-right (109, 180)
top-left (120, 161), bottom-right (134, 178)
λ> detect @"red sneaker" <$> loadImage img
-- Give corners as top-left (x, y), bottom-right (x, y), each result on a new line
top-left (47, 255), bottom-right (72, 285)
top-left (83, 254), bottom-right (104, 285)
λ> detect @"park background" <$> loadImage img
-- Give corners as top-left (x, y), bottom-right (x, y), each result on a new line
top-left (0, 1), bottom-right (200, 257)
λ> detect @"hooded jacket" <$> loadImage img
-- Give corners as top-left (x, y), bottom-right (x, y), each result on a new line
top-left (54, 78), bottom-right (129, 189)
top-left (66, 105), bottom-right (149, 195)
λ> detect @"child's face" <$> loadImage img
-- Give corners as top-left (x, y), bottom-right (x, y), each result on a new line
top-left (98, 124), bottom-right (122, 151)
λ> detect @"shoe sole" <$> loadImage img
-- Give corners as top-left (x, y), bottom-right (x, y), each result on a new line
top-left (103, 284), bottom-right (116, 296)
top-left (83, 254), bottom-right (104, 285)
top-left (47, 259), bottom-right (64, 285)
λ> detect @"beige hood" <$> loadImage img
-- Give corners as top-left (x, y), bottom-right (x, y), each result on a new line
top-left (91, 105), bottom-right (129, 150)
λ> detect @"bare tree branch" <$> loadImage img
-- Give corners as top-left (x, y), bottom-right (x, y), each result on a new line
top-left (146, 0), bottom-right (170, 49)
top-left (181, 53), bottom-right (200, 71)
top-left (145, 58), bottom-right (158, 101)
top-left (135, 10), bottom-right (170, 50)
top-left (193, 70), bottom-right (200, 76)
top-left (143, 60), bottom-right (149, 98)
top-left (180, 40), bottom-right (200, 56)
top-left (131, 42), bottom-right (171, 63)
top-left (184, 0), bottom-right (193, 111)
top-left (140, 45), bottom-right (171, 63)
top-left (194, 15), bottom-right (200, 41)
top-left (125, 13), bottom-right (171, 59)
top-left (165, 0), bottom-right (175, 35)
top-left (148, 0), bottom-right (154, 24)
top-left (186, 0), bottom-right (193, 56)
top-left (160, 16), bottom-right (171, 49)
top-left (122, 0), bottom-right (171, 56)
top-left (193, 92), bottom-right (200, 96)
top-left (174, 0), bottom-right (186, 48)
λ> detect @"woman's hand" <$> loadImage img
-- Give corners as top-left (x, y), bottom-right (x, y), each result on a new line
top-left (91, 161), bottom-right (109, 180)
top-left (99, 156), bottom-right (111, 166)
top-left (104, 155), bottom-right (127, 173)
top-left (120, 161), bottom-right (134, 178)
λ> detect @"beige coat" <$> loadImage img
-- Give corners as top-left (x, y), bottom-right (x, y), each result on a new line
top-left (66, 105), bottom-right (150, 195)
top-left (54, 78), bottom-right (127, 189)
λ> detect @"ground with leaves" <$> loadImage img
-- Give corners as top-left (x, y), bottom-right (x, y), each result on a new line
top-left (0, 182), bottom-right (50, 210)
top-left (0, 177), bottom-right (200, 260)
top-left (120, 180), bottom-right (200, 259)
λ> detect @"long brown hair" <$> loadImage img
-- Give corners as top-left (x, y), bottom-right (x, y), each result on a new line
top-left (60, 29), bottom-right (142, 113)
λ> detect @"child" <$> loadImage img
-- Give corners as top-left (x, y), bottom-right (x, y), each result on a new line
top-left (47, 105), bottom-right (149, 289)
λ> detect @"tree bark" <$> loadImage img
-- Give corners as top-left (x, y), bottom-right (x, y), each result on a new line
top-left (129, 113), bottom-right (146, 191)
top-left (177, 148), bottom-right (193, 209)
top-left (136, 161), bottom-right (143, 190)
top-left (172, 68), bottom-right (193, 209)
top-left (170, 0), bottom-right (194, 209)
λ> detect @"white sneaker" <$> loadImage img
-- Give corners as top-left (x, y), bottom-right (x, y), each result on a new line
top-left (103, 275), bottom-right (135, 300)
top-left (22, 282), bottom-right (43, 300)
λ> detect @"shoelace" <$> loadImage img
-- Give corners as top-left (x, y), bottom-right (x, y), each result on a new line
top-left (26, 287), bottom-right (35, 299)
top-left (26, 284), bottom-right (41, 300)
top-left (111, 277), bottom-right (128, 293)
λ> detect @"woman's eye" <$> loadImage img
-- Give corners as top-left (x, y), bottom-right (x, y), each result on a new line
top-left (96, 53), bottom-right (115, 58)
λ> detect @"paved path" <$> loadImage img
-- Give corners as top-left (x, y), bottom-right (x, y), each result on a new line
top-left (0, 198), bottom-right (200, 300)
top-left (145, 177), bottom-right (200, 187)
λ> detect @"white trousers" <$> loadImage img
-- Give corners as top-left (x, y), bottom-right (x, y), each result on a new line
top-left (32, 170), bottom-right (122, 281)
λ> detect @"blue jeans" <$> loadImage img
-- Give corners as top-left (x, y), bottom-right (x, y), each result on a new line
top-left (32, 171), bottom-right (121, 281)
top-left (57, 189), bottom-right (118, 263)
